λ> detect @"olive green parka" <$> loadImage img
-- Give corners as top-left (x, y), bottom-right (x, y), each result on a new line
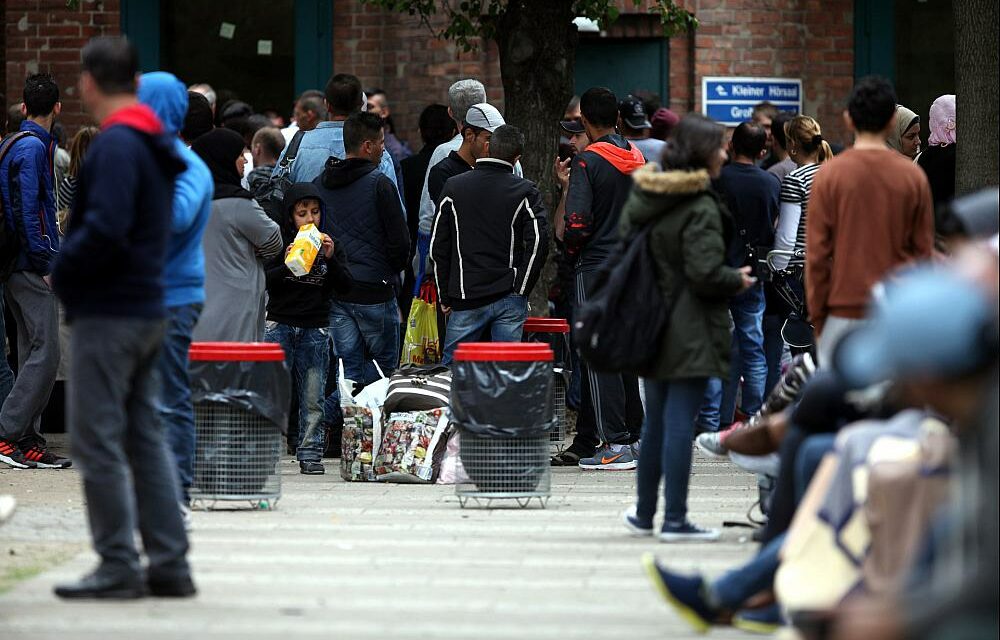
top-left (619, 164), bottom-right (745, 380)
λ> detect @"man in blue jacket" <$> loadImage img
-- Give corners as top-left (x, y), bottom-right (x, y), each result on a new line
top-left (138, 71), bottom-right (213, 524)
top-left (0, 73), bottom-right (68, 470)
top-left (52, 37), bottom-right (194, 600)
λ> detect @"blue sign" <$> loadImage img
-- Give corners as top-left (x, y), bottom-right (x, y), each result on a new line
top-left (702, 77), bottom-right (802, 126)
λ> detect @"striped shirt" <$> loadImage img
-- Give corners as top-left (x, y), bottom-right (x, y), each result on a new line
top-left (774, 162), bottom-right (821, 267)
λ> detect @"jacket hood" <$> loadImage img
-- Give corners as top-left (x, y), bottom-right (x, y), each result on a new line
top-left (101, 103), bottom-right (164, 135)
top-left (627, 164), bottom-right (715, 225)
top-left (321, 156), bottom-right (377, 189)
top-left (138, 72), bottom-right (188, 135)
top-left (587, 139), bottom-right (646, 175)
top-left (281, 182), bottom-right (327, 238)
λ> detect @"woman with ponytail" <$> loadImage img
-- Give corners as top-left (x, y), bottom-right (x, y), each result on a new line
top-left (772, 116), bottom-right (832, 269)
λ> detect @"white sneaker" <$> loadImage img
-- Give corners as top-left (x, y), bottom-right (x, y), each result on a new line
top-left (0, 495), bottom-right (16, 524)
top-left (695, 432), bottom-right (728, 459)
top-left (622, 504), bottom-right (654, 537)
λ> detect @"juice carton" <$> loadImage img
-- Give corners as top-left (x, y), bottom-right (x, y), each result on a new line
top-left (284, 223), bottom-right (323, 276)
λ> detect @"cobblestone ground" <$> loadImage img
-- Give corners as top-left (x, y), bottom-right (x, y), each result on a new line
top-left (1, 434), bottom-right (763, 639)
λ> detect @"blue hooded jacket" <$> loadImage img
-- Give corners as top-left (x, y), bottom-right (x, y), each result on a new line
top-left (0, 119), bottom-right (59, 275)
top-left (138, 71), bottom-right (214, 308)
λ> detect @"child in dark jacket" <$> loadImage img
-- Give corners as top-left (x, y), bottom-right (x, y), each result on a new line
top-left (265, 182), bottom-right (352, 475)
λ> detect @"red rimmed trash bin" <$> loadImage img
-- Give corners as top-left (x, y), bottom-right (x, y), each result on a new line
top-left (523, 317), bottom-right (572, 451)
top-left (188, 342), bottom-right (290, 510)
top-left (450, 343), bottom-right (554, 508)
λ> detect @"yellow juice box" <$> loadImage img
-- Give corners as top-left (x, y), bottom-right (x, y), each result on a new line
top-left (284, 223), bottom-right (323, 276)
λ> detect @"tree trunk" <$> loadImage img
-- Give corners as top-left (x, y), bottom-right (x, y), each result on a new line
top-left (494, 0), bottom-right (578, 317)
top-left (954, 0), bottom-right (999, 195)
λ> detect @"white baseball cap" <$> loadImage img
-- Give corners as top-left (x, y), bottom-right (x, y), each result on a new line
top-left (464, 103), bottom-right (506, 132)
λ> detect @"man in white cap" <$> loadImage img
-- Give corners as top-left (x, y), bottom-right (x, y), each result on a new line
top-left (426, 102), bottom-right (505, 209)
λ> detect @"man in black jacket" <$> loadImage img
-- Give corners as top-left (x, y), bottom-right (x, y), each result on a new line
top-left (431, 125), bottom-right (549, 364)
top-left (316, 111), bottom-right (409, 386)
top-left (559, 87), bottom-right (647, 470)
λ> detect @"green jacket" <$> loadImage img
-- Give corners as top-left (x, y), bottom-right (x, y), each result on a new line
top-left (619, 165), bottom-right (745, 380)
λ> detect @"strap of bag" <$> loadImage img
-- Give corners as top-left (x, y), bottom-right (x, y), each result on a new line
top-left (0, 131), bottom-right (37, 167)
top-left (278, 129), bottom-right (307, 169)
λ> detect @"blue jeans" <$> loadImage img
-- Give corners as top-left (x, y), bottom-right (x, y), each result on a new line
top-left (635, 378), bottom-right (709, 527)
top-left (329, 299), bottom-right (400, 386)
top-left (712, 532), bottom-right (786, 608)
top-left (441, 293), bottom-right (528, 365)
top-left (763, 313), bottom-right (785, 399)
top-left (0, 285), bottom-right (14, 407)
top-left (157, 303), bottom-right (202, 503)
top-left (265, 323), bottom-right (330, 463)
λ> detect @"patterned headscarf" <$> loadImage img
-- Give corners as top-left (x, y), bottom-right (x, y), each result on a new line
top-left (927, 94), bottom-right (956, 147)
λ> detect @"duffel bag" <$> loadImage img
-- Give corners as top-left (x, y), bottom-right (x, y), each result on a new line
top-left (383, 364), bottom-right (451, 414)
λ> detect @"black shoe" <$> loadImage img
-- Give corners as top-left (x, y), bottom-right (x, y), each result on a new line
top-left (0, 439), bottom-right (32, 469)
top-left (54, 571), bottom-right (146, 600)
top-left (299, 461), bottom-right (325, 475)
top-left (147, 574), bottom-right (197, 598)
top-left (550, 451), bottom-right (581, 467)
top-left (23, 446), bottom-right (72, 469)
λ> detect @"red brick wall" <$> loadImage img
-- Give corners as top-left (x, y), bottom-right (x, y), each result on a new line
top-left (669, 0), bottom-right (854, 145)
top-left (5, 0), bottom-right (120, 133)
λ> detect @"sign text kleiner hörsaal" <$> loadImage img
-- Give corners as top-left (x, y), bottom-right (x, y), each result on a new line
top-left (701, 77), bottom-right (802, 126)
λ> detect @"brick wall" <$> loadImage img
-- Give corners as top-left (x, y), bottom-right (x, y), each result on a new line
top-left (5, 0), bottom-right (120, 134)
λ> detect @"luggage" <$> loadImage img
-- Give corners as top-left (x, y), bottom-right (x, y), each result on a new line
top-left (374, 409), bottom-right (451, 483)
top-left (383, 364), bottom-right (451, 415)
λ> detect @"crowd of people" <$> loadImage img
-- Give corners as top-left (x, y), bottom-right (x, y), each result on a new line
top-left (0, 34), bottom-right (996, 638)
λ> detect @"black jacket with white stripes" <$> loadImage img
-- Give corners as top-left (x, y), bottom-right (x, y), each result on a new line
top-left (430, 158), bottom-right (550, 311)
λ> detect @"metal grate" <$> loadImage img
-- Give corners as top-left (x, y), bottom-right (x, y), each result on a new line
top-left (191, 403), bottom-right (282, 509)
top-left (456, 432), bottom-right (551, 508)
top-left (550, 374), bottom-right (567, 451)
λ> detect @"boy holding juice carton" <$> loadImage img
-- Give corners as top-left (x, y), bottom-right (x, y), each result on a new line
top-left (265, 183), bottom-right (353, 475)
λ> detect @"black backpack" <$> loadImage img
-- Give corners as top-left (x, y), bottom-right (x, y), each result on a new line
top-left (572, 222), bottom-right (676, 374)
top-left (0, 131), bottom-right (38, 282)
top-left (256, 129), bottom-right (306, 225)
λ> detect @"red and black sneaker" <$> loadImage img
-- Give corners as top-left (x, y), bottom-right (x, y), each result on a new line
top-left (23, 446), bottom-right (72, 469)
top-left (0, 439), bottom-right (32, 469)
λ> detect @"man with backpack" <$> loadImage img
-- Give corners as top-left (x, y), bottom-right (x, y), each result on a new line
top-left (557, 87), bottom-right (646, 470)
top-left (0, 73), bottom-right (68, 470)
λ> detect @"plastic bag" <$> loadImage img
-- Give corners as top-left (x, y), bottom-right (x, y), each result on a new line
top-left (190, 358), bottom-right (290, 433)
top-left (400, 281), bottom-right (441, 365)
top-left (374, 409), bottom-right (451, 483)
top-left (435, 427), bottom-right (470, 485)
top-left (338, 360), bottom-right (390, 481)
top-left (450, 359), bottom-right (554, 438)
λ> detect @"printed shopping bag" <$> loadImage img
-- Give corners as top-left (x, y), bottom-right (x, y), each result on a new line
top-left (400, 281), bottom-right (441, 365)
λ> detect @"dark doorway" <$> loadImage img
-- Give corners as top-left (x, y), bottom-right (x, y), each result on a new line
top-left (894, 0), bottom-right (955, 146)
top-left (160, 0), bottom-right (296, 118)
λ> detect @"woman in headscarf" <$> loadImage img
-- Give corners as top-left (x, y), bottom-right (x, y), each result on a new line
top-left (191, 128), bottom-right (283, 342)
top-left (916, 94), bottom-right (957, 208)
top-left (886, 104), bottom-right (921, 159)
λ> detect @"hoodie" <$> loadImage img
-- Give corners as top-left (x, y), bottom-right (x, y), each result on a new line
top-left (264, 182), bottom-right (353, 328)
top-left (0, 119), bottom-right (59, 275)
top-left (138, 71), bottom-right (214, 308)
top-left (52, 103), bottom-right (186, 319)
top-left (315, 157), bottom-right (409, 304)
top-left (564, 134), bottom-right (646, 272)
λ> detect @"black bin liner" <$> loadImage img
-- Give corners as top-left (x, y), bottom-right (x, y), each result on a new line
top-left (190, 357), bottom-right (290, 496)
top-left (450, 359), bottom-right (554, 438)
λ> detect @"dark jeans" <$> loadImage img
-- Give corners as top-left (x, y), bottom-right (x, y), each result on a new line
top-left (329, 299), bottom-right (399, 386)
top-left (0, 272), bottom-right (59, 449)
top-left (265, 323), bottom-right (330, 463)
top-left (571, 270), bottom-right (644, 450)
top-left (0, 284), bottom-right (13, 407)
top-left (635, 378), bottom-right (709, 527)
top-left (763, 427), bottom-right (837, 545)
top-left (68, 317), bottom-right (189, 580)
top-left (441, 293), bottom-right (528, 365)
top-left (157, 303), bottom-right (202, 503)
top-left (763, 313), bottom-right (785, 399)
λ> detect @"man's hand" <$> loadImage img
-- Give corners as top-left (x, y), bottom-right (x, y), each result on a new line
top-left (440, 304), bottom-right (451, 315)
top-left (738, 265), bottom-right (757, 292)
top-left (553, 155), bottom-right (571, 190)
top-left (321, 234), bottom-right (335, 259)
top-left (43, 274), bottom-right (53, 289)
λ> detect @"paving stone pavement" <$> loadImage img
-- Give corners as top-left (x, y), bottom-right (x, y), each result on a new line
top-left (1, 436), bottom-right (764, 640)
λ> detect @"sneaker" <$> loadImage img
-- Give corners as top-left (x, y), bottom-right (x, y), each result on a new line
top-left (179, 502), bottom-right (192, 532)
top-left (630, 440), bottom-right (641, 460)
top-left (0, 439), bottom-right (31, 469)
top-left (550, 450), bottom-right (581, 467)
top-left (0, 495), bottom-right (16, 524)
top-left (299, 461), bottom-right (325, 475)
top-left (695, 431), bottom-right (728, 459)
top-left (23, 446), bottom-right (72, 469)
top-left (659, 521), bottom-right (721, 543)
top-left (622, 504), bottom-right (653, 537)
top-left (641, 554), bottom-right (719, 633)
top-left (579, 443), bottom-right (637, 471)
top-left (733, 603), bottom-right (783, 634)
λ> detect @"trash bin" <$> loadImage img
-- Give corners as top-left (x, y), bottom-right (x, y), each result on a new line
top-left (188, 342), bottom-right (290, 510)
top-left (451, 343), bottom-right (554, 508)
top-left (523, 317), bottom-right (571, 451)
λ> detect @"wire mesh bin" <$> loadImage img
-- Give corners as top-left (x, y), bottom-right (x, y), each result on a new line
top-left (451, 342), bottom-right (555, 509)
top-left (456, 432), bottom-right (551, 508)
top-left (523, 318), bottom-right (572, 452)
top-left (188, 342), bottom-right (290, 511)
